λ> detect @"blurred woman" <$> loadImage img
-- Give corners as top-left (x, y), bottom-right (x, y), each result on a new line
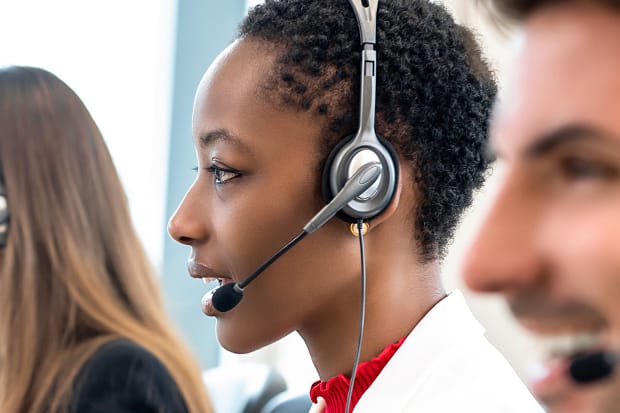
top-left (0, 66), bottom-right (213, 413)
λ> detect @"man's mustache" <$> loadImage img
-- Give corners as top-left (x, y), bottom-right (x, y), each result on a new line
top-left (508, 291), bottom-right (607, 329)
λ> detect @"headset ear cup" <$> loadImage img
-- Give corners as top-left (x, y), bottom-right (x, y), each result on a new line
top-left (321, 134), bottom-right (399, 222)
top-left (321, 135), bottom-right (355, 219)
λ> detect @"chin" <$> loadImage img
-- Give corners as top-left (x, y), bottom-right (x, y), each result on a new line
top-left (216, 320), bottom-right (284, 354)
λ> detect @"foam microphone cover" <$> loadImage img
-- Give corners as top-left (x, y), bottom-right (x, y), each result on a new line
top-left (569, 351), bottom-right (615, 384)
top-left (212, 283), bottom-right (244, 312)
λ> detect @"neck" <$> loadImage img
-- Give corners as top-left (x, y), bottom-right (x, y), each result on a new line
top-left (298, 237), bottom-right (445, 380)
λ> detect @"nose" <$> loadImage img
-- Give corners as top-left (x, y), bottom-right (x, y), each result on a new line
top-left (167, 185), bottom-right (208, 246)
top-left (462, 170), bottom-right (544, 294)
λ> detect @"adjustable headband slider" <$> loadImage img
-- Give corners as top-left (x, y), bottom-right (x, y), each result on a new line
top-left (348, 0), bottom-right (378, 46)
top-left (362, 50), bottom-right (376, 76)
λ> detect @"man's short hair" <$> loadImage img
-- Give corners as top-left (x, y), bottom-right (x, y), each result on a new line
top-left (488, 0), bottom-right (620, 20)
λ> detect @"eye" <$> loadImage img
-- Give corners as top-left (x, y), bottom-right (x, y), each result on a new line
top-left (206, 163), bottom-right (241, 185)
top-left (560, 157), bottom-right (617, 181)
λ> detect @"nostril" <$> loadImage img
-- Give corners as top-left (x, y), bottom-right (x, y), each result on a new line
top-left (178, 236), bottom-right (194, 245)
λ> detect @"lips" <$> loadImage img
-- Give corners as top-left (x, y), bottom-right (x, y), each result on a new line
top-left (504, 292), bottom-right (618, 403)
top-left (514, 308), bottom-right (610, 370)
top-left (513, 308), bottom-right (616, 412)
top-left (522, 329), bottom-right (615, 411)
top-left (187, 260), bottom-right (235, 317)
top-left (188, 260), bottom-right (231, 283)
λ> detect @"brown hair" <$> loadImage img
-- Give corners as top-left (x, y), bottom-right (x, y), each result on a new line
top-left (0, 66), bottom-right (213, 413)
top-left (483, 0), bottom-right (620, 20)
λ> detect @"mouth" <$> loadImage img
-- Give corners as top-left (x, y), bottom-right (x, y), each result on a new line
top-left (520, 327), bottom-right (620, 412)
top-left (200, 277), bottom-right (235, 286)
top-left (509, 295), bottom-right (610, 364)
top-left (516, 310), bottom-right (610, 367)
top-left (508, 292), bottom-right (620, 411)
top-left (187, 260), bottom-right (234, 316)
top-left (519, 320), bottom-right (615, 392)
top-left (187, 260), bottom-right (232, 283)
top-left (535, 331), bottom-right (606, 364)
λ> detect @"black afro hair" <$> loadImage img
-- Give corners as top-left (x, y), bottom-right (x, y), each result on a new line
top-left (239, 0), bottom-right (497, 261)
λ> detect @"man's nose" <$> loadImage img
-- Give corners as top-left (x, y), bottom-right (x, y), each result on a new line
top-left (462, 171), bottom-right (543, 294)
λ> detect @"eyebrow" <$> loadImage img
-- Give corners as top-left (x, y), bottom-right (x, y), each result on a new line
top-left (523, 124), bottom-right (617, 158)
top-left (198, 128), bottom-right (251, 153)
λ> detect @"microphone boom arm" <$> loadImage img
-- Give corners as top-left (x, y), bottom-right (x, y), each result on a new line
top-left (211, 161), bottom-right (382, 312)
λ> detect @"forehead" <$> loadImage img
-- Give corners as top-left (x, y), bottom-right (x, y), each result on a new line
top-left (192, 39), bottom-right (272, 134)
top-left (493, 3), bottom-right (620, 155)
top-left (191, 38), bottom-right (323, 161)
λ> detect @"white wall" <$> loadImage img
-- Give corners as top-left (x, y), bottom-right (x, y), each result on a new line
top-left (0, 0), bottom-right (177, 268)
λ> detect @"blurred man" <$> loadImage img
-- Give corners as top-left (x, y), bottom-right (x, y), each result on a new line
top-left (462, 0), bottom-right (620, 412)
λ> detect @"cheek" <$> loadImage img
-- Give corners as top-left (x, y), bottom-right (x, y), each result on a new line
top-left (214, 193), bottom-right (313, 277)
top-left (212, 198), bottom-right (359, 352)
top-left (541, 203), bottom-right (620, 307)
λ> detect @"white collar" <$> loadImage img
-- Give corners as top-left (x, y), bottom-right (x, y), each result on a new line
top-left (355, 290), bottom-right (484, 411)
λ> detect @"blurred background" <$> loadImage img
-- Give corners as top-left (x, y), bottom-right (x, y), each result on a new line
top-left (1, 0), bottom-right (541, 397)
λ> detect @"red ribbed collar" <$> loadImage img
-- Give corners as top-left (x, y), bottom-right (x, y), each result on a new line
top-left (309, 337), bottom-right (405, 413)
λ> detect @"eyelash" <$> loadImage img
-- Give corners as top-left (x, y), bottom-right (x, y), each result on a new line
top-left (193, 164), bottom-right (241, 185)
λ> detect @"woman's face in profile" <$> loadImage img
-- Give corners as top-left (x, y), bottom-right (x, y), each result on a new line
top-left (168, 39), bottom-right (366, 353)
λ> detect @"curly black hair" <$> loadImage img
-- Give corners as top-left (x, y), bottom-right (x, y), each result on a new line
top-left (239, 0), bottom-right (497, 261)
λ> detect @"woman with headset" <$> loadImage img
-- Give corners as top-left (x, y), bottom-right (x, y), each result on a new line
top-left (0, 66), bottom-right (213, 413)
top-left (168, 0), bottom-right (542, 412)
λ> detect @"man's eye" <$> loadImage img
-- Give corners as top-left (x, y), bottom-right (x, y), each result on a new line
top-left (561, 157), bottom-right (617, 181)
top-left (206, 165), bottom-right (241, 185)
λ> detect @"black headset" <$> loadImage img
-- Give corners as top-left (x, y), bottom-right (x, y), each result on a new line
top-left (0, 172), bottom-right (9, 248)
top-left (321, 0), bottom-right (399, 223)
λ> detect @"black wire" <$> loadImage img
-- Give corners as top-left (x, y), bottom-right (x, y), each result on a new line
top-left (345, 219), bottom-right (367, 413)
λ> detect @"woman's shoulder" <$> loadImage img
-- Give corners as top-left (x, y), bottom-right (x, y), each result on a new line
top-left (71, 338), bottom-right (189, 413)
top-left (80, 338), bottom-right (161, 369)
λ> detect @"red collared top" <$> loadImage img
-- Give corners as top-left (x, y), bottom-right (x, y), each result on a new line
top-left (309, 336), bottom-right (406, 413)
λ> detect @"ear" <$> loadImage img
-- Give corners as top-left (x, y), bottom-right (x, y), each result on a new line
top-left (367, 163), bottom-right (403, 229)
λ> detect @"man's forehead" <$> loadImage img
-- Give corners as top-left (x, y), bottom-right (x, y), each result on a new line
top-left (491, 2), bottom-right (620, 157)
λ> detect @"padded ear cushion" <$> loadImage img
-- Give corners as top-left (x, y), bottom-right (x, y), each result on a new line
top-left (321, 135), bottom-right (355, 209)
top-left (321, 134), bottom-right (399, 222)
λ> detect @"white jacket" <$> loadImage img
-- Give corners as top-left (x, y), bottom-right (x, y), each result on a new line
top-left (354, 291), bottom-right (544, 412)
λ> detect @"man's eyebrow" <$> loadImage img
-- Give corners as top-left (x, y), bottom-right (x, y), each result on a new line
top-left (198, 128), bottom-right (251, 152)
top-left (524, 124), bottom-right (616, 158)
